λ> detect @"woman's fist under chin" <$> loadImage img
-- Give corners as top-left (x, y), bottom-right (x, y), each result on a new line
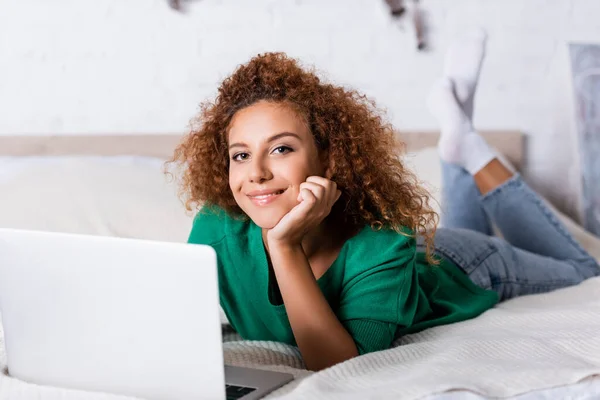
top-left (266, 176), bottom-right (341, 248)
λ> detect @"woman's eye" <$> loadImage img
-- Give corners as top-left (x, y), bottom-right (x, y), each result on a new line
top-left (272, 146), bottom-right (291, 155)
top-left (232, 153), bottom-right (249, 161)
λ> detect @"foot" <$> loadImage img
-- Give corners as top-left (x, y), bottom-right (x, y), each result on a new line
top-left (427, 78), bottom-right (496, 175)
top-left (443, 28), bottom-right (487, 119)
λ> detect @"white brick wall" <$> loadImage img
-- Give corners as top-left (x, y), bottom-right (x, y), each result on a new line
top-left (2, 0), bottom-right (599, 221)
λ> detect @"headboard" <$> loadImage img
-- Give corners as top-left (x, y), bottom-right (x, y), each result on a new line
top-left (0, 131), bottom-right (524, 170)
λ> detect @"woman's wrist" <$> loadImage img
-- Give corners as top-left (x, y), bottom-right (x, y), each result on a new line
top-left (266, 231), bottom-right (303, 252)
top-left (267, 239), bottom-right (304, 258)
top-left (267, 240), bottom-right (312, 277)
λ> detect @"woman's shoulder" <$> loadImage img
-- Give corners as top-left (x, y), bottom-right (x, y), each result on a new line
top-left (346, 224), bottom-right (415, 252)
top-left (187, 205), bottom-right (248, 245)
top-left (337, 224), bottom-right (418, 304)
top-left (342, 224), bottom-right (416, 269)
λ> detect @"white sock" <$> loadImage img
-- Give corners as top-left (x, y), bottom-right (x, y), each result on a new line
top-left (443, 28), bottom-right (487, 119)
top-left (427, 78), bottom-right (496, 175)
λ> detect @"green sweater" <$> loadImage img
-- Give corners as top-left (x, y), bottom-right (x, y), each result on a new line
top-left (188, 207), bottom-right (499, 355)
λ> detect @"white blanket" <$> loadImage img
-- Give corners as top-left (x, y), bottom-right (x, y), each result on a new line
top-left (2, 276), bottom-right (599, 399)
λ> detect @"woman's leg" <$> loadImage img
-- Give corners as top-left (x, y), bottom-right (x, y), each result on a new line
top-left (429, 227), bottom-right (599, 302)
top-left (479, 167), bottom-right (598, 264)
top-left (430, 81), bottom-right (599, 281)
top-left (426, 29), bottom-right (599, 300)
top-left (428, 31), bottom-right (597, 265)
top-left (441, 160), bottom-right (493, 235)
top-left (437, 133), bottom-right (599, 281)
top-left (450, 121), bottom-right (596, 264)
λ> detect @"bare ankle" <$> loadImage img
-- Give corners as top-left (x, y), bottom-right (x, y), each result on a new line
top-left (473, 159), bottom-right (514, 195)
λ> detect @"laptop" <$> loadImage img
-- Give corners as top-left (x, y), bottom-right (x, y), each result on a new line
top-left (0, 228), bottom-right (293, 400)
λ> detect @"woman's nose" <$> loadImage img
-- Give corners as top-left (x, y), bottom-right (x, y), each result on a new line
top-left (248, 159), bottom-right (272, 183)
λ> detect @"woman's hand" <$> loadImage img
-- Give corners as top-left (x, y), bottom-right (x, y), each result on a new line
top-left (267, 176), bottom-right (341, 247)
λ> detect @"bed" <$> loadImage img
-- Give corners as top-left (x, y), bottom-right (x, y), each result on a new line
top-left (0, 132), bottom-right (599, 400)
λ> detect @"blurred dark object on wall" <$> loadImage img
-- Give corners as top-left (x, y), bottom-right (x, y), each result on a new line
top-left (385, 0), bottom-right (406, 17)
top-left (168, 0), bottom-right (202, 13)
top-left (386, 0), bottom-right (427, 51)
top-left (412, 1), bottom-right (426, 50)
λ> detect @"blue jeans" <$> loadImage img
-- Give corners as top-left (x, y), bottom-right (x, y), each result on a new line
top-left (419, 162), bottom-right (600, 301)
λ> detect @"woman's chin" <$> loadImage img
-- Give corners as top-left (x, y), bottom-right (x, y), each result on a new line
top-left (247, 211), bottom-right (287, 230)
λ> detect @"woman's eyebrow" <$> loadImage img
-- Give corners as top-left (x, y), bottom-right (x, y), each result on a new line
top-left (228, 132), bottom-right (301, 150)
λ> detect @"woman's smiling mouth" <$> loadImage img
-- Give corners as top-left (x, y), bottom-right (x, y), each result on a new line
top-left (247, 188), bottom-right (287, 206)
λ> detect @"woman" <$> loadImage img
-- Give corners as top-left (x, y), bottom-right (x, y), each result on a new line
top-left (169, 31), bottom-right (599, 371)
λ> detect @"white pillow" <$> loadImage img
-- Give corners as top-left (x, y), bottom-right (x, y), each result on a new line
top-left (0, 156), bottom-right (194, 242)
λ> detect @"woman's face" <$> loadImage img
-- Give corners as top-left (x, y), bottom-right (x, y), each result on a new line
top-left (227, 100), bottom-right (325, 229)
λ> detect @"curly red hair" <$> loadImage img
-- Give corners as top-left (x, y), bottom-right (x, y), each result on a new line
top-left (168, 52), bottom-right (439, 262)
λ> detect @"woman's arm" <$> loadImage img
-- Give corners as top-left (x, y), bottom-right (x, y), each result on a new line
top-left (269, 243), bottom-right (358, 371)
top-left (266, 176), bottom-right (358, 370)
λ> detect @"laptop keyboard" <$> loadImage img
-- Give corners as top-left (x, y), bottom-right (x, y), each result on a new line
top-left (225, 384), bottom-right (257, 400)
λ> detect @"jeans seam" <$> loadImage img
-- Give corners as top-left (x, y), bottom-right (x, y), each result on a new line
top-left (491, 277), bottom-right (575, 287)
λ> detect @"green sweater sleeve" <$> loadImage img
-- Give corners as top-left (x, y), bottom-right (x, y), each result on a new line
top-left (344, 319), bottom-right (398, 355)
top-left (337, 228), bottom-right (421, 355)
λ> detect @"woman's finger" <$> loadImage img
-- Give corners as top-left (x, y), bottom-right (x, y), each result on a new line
top-left (275, 189), bottom-right (316, 237)
top-left (299, 181), bottom-right (326, 203)
top-left (305, 176), bottom-right (330, 186)
top-left (305, 176), bottom-right (337, 203)
top-left (298, 188), bottom-right (317, 208)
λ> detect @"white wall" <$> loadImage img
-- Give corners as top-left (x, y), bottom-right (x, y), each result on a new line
top-left (2, 0), bottom-right (599, 220)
